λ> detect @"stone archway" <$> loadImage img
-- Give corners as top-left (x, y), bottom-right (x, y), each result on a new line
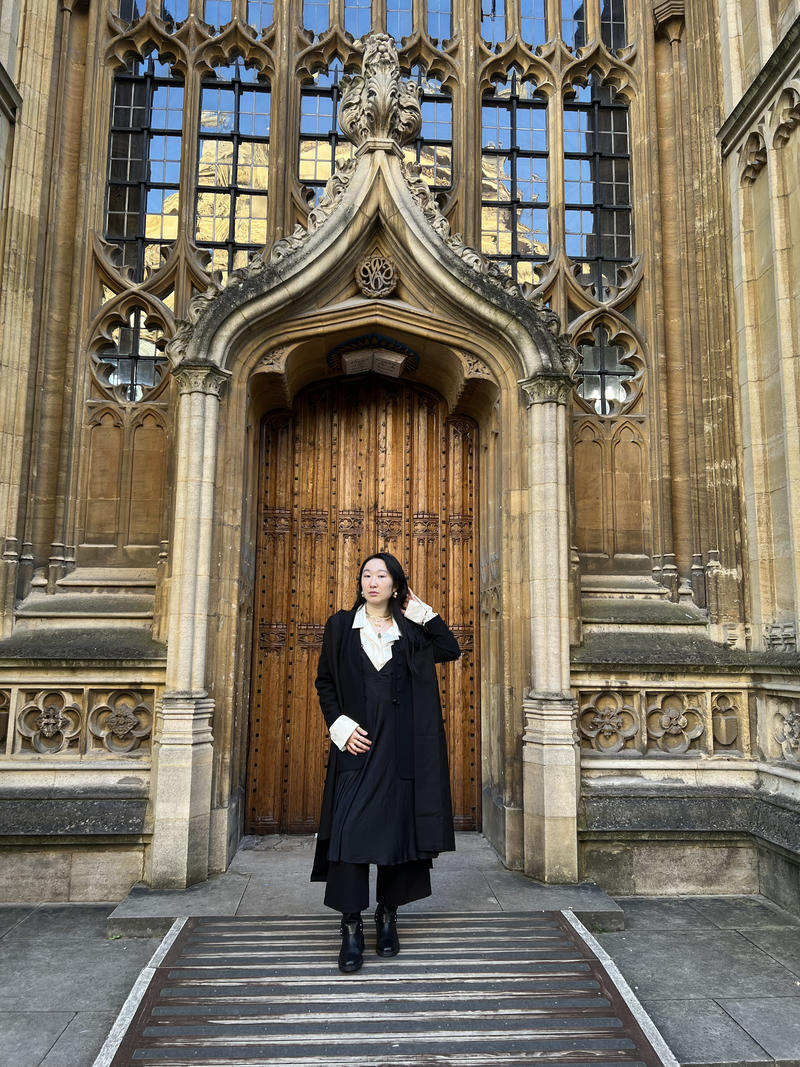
top-left (148, 34), bottom-right (579, 891)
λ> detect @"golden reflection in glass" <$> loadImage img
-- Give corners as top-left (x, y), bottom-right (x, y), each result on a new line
top-left (198, 139), bottom-right (234, 185)
top-left (237, 142), bottom-right (269, 188)
top-left (196, 191), bottom-right (231, 243)
top-left (234, 194), bottom-right (268, 244)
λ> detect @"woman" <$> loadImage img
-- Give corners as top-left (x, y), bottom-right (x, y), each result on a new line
top-left (311, 552), bottom-right (461, 973)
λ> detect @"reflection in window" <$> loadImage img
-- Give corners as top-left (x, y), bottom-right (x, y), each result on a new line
top-left (428, 0), bottom-right (451, 41)
top-left (298, 61), bottom-right (355, 204)
top-left (247, 0), bottom-right (274, 30)
top-left (521, 0), bottom-right (547, 47)
top-left (577, 325), bottom-right (633, 414)
top-left (388, 0), bottom-right (412, 41)
top-left (96, 309), bottom-right (168, 403)
top-left (403, 68), bottom-right (453, 193)
top-left (161, 0), bottom-right (188, 26)
top-left (481, 72), bottom-right (548, 286)
top-left (561, 0), bottom-right (586, 49)
top-left (304, 0), bottom-right (329, 35)
top-left (481, 0), bottom-right (505, 48)
top-left (195, 59), bottom-right (270, 275)
top-left (564, 77), bottom-right (632, 296)
top-left (601, 0), bottom-right (627, 50)
top-left (105, 53), bottom-right (184, 280)
top-left (344, 0), bottom-right (372, 38)
top-left (118, 0), bottom-right (143, 23)
top-left (204, 0), bottom-right (232, 26)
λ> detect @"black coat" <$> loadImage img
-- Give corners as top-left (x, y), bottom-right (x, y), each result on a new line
top-left (310, 608), bottom-right (461, 880)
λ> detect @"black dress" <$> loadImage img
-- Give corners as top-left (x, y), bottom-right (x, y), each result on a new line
top-left (328, 649), bottom-right (424, 865)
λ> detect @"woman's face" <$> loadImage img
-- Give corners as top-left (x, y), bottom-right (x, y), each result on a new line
top-left (361, 558), bottom-right (397, 612)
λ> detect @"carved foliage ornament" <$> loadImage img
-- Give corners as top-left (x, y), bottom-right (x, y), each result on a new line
top-left (88, 690), bottom-right (153, 754)
top-left (17, 691), bottom-right (82, 755)
top-left (579, 691), bottom-right (639, 753)
top-left (646, 693), bottom-right (704, 754)
top-left (774, 699), bottom-right (800, 763)
top-left (338, 34), bottom-right (422, 149)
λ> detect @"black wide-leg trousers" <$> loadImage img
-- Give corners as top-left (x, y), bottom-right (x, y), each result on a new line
top-left (324, 859), bottom-right (432, 914)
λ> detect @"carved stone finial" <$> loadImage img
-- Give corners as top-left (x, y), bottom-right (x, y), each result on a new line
top-left (338, 34), bottom-right (422, 151)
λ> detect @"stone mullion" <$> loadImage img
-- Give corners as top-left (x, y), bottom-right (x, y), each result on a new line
top-left (548, 74), bottom-right (566, 326)
top-left (270, 0), bottom-right (294, 243)
top-left (179, 64), bottom-right (202, 288)
top-left (457, 0), bottom-right (479, 248)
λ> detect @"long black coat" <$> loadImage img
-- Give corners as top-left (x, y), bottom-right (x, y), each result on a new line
top-left (310, 608), bottom-right (461, 880)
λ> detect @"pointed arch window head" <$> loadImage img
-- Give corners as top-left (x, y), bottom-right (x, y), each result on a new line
top-left (427, 0), bottom-right (452, 42)
top-left (481, 71), bottom-right (549, 286)
top-left (561, 0), bottom-right (586, 50)
top-left (299, 60), bottom-right (355, 204)
top-left (481, 0), bottom-right (506, 49)
top-left (195, 58), bottom-right (271, 276)
top-left (600, 0), bottom-right (627, 51)
top-left (564, 77), bottom-right (632, 298)
top-left (345, 0), bottom-right (373, 38)
top-left (576, 325), bottom-right (633, 415)
top-left (388, 0), bottom-right (413, 41)
top-left (105, 53), bottom-right (184, 280)
top-left (404, 66), bottom-right (453, 192)
top-left (521, 0), bottom-right (547, 49)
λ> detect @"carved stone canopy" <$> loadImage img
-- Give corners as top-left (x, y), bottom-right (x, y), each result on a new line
top-left (167, 34), bottom-right (577, 388)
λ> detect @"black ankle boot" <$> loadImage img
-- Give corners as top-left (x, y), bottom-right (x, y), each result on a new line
top-left (338, 915), bottom-right (364, 973)
top-left (374, 904), bottom-right (400, 957)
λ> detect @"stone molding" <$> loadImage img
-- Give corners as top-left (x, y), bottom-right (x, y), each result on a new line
top-left (172, 364), bottom-right (230, 398)
top-left (519, 374), bottom-right (574, 406)
top-left (0, 60), bottom-right (22, 124)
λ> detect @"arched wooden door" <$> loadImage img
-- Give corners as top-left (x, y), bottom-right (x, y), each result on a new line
top-left (246, 375), bottom-right (479, 834)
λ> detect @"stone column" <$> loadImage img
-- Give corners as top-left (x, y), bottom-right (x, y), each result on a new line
top-left (148, 363), bottom-right (229, 889)
top-left (519, 375), bottom-right (579, 884)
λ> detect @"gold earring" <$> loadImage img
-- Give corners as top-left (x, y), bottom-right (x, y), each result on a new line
top-left (392, 591), bottom-right (398, 598)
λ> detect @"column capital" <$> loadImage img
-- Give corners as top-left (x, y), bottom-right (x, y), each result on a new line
top-left (652, 0), bottom-right (685, 43)
top-left (173, 363), bottom-right (231, 398)
top-left (519, 373), bottom-right (573, 407)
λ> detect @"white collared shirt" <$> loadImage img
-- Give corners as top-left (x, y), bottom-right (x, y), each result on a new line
top-left (328, 598), bottom-right (437, 751)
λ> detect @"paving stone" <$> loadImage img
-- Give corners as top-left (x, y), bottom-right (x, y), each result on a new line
top-left (0, 1011), bottom-right (72, 1067)
top-left (596, 928), bottom-right (800, 999)
top-left (719, 997), bottom-right (800, 1060)
top-left (682, 894), bottom-right (800, 930)
top-left (613, 896), bottom-right (714, 930)
top-left (4, 903), bottom-right (115, 940)
top-left (637, 998), bottom-right (772, 1066)
top-left (0, 937), bottom-right (161, 1012)
top-left (0, 904), bottom-right (37, 938)
top-left (739, 925), bottom-right (800, 979)
top-left (106, 872), bottom-right (249, 934)
top-left (235, 876), bottom-right (329, 916)
top-left (486, 869), bottom-right (624, 928)
top-left (40, 1011), bottom-right (118, 1067)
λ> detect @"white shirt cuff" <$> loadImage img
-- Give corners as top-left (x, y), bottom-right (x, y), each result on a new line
top-left (329, 714), bottom-right (360, 751)
top-left (404, 598), bottom-right (438, 626)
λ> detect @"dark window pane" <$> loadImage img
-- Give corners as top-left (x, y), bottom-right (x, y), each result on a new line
top-left (600, 0), bottom-right (627, 50)
top-left (577, 326), bottom-right (633, 414)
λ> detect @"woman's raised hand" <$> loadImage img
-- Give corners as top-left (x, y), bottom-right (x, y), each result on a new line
top-left (402, 586), bottom-right (422, 613)
top-left (345, 725), bottom-right (372, 755)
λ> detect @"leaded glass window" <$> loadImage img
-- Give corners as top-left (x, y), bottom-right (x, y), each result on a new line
top-left (105, 53), bottom-right (184, 279)
top-left (299, 61), bottom-right (355, 203)
top-left (387, 0), bottom-right (413, 41)
top-left (204, 0), bottom-right (233, 27)
top-left (404, 68), bottom-right (453, 193)
top-left (344, 0), bottom-right (372, 38)
top-left (247, 0), bottom-right (274, 30)
top-left (95, 309), bottom-right (168, 403)
top-left (118, 0), bottom-right (142, 23)
top-left (481, 72), bottom-right (548, 286)
top-left (161, 0), bottom-right (188, 26)
top-left (561, 0), bottom-right (586, 49)
top-left (427, 0), bottom-right (451, 41)
top-left (304, 0), bottom-right (330, 36)
top-left (195, 59), bottom-right (270, 275)
top-left (576, 325), bottom-right (632, 414)
top-left (564, 77), bottom-right (632, 296)
top-left (600, 0), bottom-right (627, 51)
top-left (481, 0), bottom-right (506, 48)
top-left (521, 0), bottom-right (547, 48)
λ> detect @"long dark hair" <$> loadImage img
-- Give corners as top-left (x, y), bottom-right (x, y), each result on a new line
top-left (351, 552), bottom-right (409, 625)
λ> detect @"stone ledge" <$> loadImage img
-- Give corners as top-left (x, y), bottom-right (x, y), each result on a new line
top-left (0, 627), bottom-right (166, 661)
top-left (0, 795), bottom-right (150, 836)
top-left (572, 632), bottom-right (800, 670)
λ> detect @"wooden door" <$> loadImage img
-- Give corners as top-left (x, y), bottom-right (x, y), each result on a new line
top-left (246, 376), bottom-right (479, 834)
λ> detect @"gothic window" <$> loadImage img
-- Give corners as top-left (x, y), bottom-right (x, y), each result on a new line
top-left (600, 0), bottom-right (627, 51)
top-left (195, 59), bottom-right (271, 274)
top-left (204, 0), bottom-right (233, 26)
top-left (247, 0), bottom-right (274, 30)
top-left (481, 72), bottom-right (548, 285)
top-left (563, 77), bottom-right (632, 297)
top-left (117, 0), bottom-right (143, 23)
top-left (95, 309), bottom-right (168, 403)
top-left (577, 325), bottom-right (633, 414)
top-left (304, 0), bottom-right (330, 36)
top-left (521, 0), bottom-right (547, 48)
top-left (161, 0), bottom-right (188, 26)
top-left (298, 61), bottom-right (354, 204)
top-left (427, 0), bottom-right (451, 41)
top-left (105, 53), bottom-right (184, 279)
top-left (481, 0), bottom-right (506, 49)
top-left (561, 0), bottom-right (586, 49)
top-left (387, 0), bottom-right (413, 41)
top-left (344, 0), bottom-right (373, 38)
top-left (405, 68), bottom-right (453, 193)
